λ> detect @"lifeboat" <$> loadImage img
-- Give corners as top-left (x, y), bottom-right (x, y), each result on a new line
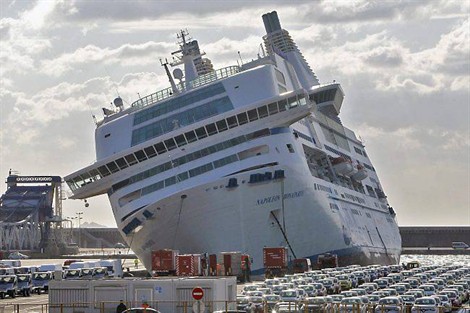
top-left (351, 164), bottom-right (368, 181)
top-left (331, 157), bottom-right (354, 175)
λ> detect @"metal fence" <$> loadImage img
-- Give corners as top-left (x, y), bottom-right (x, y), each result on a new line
top-left (0, 301), bottom-right (468, 313)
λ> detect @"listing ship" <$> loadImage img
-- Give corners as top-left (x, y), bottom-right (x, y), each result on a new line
top-left (65, 11), bottom-right (401, 273)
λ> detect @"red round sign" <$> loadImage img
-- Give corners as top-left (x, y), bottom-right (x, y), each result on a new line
top-left (192, 287), bottom-right (204, 300)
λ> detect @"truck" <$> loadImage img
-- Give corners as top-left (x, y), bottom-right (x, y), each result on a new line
top-left (63, 268), bottom-right (82, 280)
top-left (32, 271), bottom-right (53, 294)
top-left (99, 259), bottom-right (123, 278)
top-left (263, 247), bottom-right (288, 278)
top-left (151, 249), bottom-right (179, 276)
top-left (317, 253), bottom-right (338, 269)
top-left (292, 258), bottom-right (312, 273)
top-left (176, 254), bottom-right (202, 276)
top-left (0, 275), bottom-right (17, 298)
top-left (17, 273), bottom-right (34, 296)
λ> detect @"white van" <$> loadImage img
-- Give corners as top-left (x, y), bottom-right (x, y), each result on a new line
top-left (452, 241), bottom-right (469, 250)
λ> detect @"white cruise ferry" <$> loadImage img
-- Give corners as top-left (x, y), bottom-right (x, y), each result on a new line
top-left (65, 11), bottom-right (401, 273)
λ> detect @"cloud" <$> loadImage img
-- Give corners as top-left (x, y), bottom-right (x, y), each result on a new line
top-left (40, 41), bottom-right (173, 76)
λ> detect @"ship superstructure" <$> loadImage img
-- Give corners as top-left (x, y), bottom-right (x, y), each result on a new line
top-left (65, 11), bottom-right (401, 272)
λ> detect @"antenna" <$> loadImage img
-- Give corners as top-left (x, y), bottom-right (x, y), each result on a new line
top-left (160, 58), bottom-right (180, 95)
top-left (238, 51), bottom-right (244, 65)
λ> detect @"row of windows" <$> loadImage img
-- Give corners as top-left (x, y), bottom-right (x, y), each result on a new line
top-left (131, 96), bottom-right (233, 146)
top-left (310, 88), bottom-right (337, 104)
top-left (351, 208), bottom-right (361, 215)
top-left (324, 144), bottom-right (352, 161)
top-left (354, 146), bottom-right (368, 157)
top-left (133, 83), bottom-right (226, 126)
top-left (67, 92), bottom-right (307, 191)
top-left (119, 145), bottom-right (269, 206)
top-left (343, 192), bottom-right (366, 204)
top-left (314, 183), bottom-right (332, 193)
top-left (112, 128), bottom-right (271, 194)
top-left (363, 163), bottom-right (376, 172)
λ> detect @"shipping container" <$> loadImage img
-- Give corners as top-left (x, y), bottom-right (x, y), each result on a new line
top-left (176, 254), bottom-right (202, 276)
top-left (209, 254), bottom-right (217, 276)
top-left (151, 249), bottom-right (179, 275)
top-left (263, 247), bottom-right (288, 278)
top-left (263, 247), bottom-right (288, 268)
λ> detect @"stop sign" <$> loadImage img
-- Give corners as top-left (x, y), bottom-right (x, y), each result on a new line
top-left (192, 287), bottom-right (204, 300)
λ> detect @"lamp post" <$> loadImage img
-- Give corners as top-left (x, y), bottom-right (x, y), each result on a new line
top-left (76, 212), bottom-right (83, 248)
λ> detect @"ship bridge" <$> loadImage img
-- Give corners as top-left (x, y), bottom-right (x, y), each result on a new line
top-left (0, 174), bottom-right (68, 253)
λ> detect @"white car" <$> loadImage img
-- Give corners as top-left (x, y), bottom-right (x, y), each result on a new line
top-left (374, 297), bottom-right (403, 313)
top-left (8, 252), bottom-right (29, 259)
top-left (411, 297), bottom-right (439, 313)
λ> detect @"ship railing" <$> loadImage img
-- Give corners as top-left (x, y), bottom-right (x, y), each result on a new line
top-left (131, 65), bottom-right (241, 109)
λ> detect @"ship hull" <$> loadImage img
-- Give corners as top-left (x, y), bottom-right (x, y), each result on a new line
top-left (113, 164), bottom-right (401, 273)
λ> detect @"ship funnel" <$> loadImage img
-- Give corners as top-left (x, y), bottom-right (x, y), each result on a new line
top-left (262, 11), bottom-right (282, 34)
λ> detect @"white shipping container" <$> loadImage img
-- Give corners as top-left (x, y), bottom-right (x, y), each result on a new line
top-left (49, 276), bottom-right (237, 313)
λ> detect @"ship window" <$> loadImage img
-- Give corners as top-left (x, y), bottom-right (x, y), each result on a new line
top-left (279, 99), bottom-right (288, 111)
top-left (257, 106), bottom-right (268, 118)
top-left (175, 134), bottom-right (187, 147)
top-left (216, 120), bottom-right (228, 132)
top-left (268, 102), bottom-right (279, 115)
top-left (89, 169), bottom-right (101, 180)
top-left (144, 146), bottom-right (157, 158)
top-left (205, 123), bottom-right (218, 136)
top-left (184, 130), bottom-right (197, 143)
top-left (125, 154), bottom-right (138, 166)
top-left (354, 147), bottom-right (363, 155)
top-left (248, 109), bottom-right (258, 122)
top-left (115, 158), bottom-right (129, 170)
top-left (237, 112), bottom-right (248, 125)
top-left (286, 144), bottom-right (295, 153)
top-left (154, 142), bottom-right (166, 154)
top-left (214, 154), bottom-right (239, 168)
top-left (177, 172), bottom-right (189, 182)
top-left (106, 161), bottom-right (119, 173)
top-left (227, 116), bottom-right (238, 128)
top-left (97, 165), bottom-right (111, 177)
top-left (189, 163), bottom-right (214, 177)
top-left (195, 127), bottom-right (208, 139)
top-left (134, 150), bottom-right (147, 162)
top-left (164, 138), bottom-right (177, 151)
top-left (288, 96), bottom-right (298, 108)
top-left (164, 176), bottom-right (176, 187)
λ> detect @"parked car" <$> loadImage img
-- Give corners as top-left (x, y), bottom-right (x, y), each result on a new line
top-left (303, 296), bottom-right (331, 313)
top-left (374, 296), bottom-right (403, 313)
top-left (411, 297), bottom-right (439, 313)
top-left (339, 297), bottom-right (366, 313)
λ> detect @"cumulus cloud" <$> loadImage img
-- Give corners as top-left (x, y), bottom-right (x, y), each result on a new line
top-left (40, 41), bottom-right (173, 76)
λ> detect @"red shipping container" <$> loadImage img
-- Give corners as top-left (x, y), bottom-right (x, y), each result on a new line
top-left (176, 254), bottom-right (202, 276)
top-left (209, 254), bottom-right (217, 276)
top-left (151, 249), bottom-right (179, 274)
top-left (263, 247), bottom-right (288, 269)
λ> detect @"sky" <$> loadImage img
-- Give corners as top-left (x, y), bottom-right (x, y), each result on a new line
top-left (0, 0), bottom-right (469, 228)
